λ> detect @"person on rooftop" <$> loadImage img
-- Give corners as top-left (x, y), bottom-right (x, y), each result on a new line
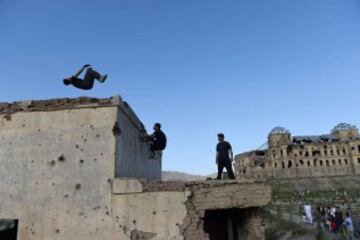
top-left (63, 65), bottom-right (107, 90)
top-left (215, 133), bottom-right (235, 180)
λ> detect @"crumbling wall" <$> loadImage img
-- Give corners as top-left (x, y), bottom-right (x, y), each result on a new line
top-left (112, 179), bottom-right (271, 240)
top-left (181, 181), bottom-right (271, 240)
top-left (0, 96), bottom-right (160, 240)
top-left (0, 106), bottom-right (122, 240)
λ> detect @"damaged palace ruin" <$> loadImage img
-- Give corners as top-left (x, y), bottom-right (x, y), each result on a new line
top-left (235, 124), bottom-right (360, 179)
top-left (0, 96), bottom-right (271, 240)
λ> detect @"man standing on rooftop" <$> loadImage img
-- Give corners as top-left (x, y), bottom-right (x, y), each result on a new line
top-left (216, 133), bottom-right (235, 180)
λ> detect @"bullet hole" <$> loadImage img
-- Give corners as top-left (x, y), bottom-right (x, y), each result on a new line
top-left (58, 155), bottom-right (66, 162)
top-left (153, 211), bottom-right (156, 215)
top-left (116, 216), bottom-right (119, 219)
top-left (22, 124), bottom-right (26, 127)
top-left (94, 158), bottom-right (97, 161)
top-left (35, 182), bottom-right (39, 185)
top-left (31, 160), bottom-right (34, 163)
top-left (64, 194), bottom-right (69, 198)
top-left (56, 229), bottom-right (60, 234)
top-left (38, 144), bottom-right (42, 147)
top-left (106, 211), bottom-right (110, 216)
top-left (107, 178), bottom-right (112, 184)
top-left (3, 115), bottom-right (11, 121)
top-left (52, 183), bottom-right (55, 186)
top-left (75, 183), bottom-right (81, 191)
top-left (81, 149), bottom-right (84, 152)
top-left (133, 220), bottom-right (136, 224)
top-left (83, 138), bottom-right (87, 143)
top-left (38, 129), bottom-right (41, 132)
top-left (9, 142), bottom-right (12, 146)
top-left (96, 134), bottom-right (100, 138)
top-left (79, 159), bottom-right (84, 164)
top-left (176, 223), bottom-right (180, 226)
top-left (79, 212), bottom-right (84, 216)
top-left (90, 125), bottom-right (94, 129)
top-left (93, 206), bottom-right (101, 211)
top-left (100, 153), bottom-right (104, 156)
top-left (66, 211), bottom-right (70, 214)
top-left (112, 122), bottom-right (121, 136)
top-left (75, 145), bottom-right (80, 149)
top-left (49, 160), bottom-right (56, 166)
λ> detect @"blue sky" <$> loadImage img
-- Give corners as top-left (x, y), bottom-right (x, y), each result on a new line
top-left (1, 0), bottom-right (360, 175)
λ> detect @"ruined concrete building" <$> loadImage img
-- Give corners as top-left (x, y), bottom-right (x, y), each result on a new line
top-left (0, 96), bottom-right (271, 240)
top-left (235, 124), bottom-right (360, 179)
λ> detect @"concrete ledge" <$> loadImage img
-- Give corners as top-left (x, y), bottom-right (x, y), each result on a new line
top-left (113, 178), bottom-right (144, 194)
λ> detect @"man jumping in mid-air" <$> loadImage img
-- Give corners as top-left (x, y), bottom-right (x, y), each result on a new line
top-left (63, 64), bottom-right (107, 90)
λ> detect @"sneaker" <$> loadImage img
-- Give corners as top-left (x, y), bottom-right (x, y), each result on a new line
top-left (99, 74), bottom-right (107, 83)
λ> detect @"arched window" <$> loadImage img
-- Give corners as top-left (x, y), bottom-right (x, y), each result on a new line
top-left (299, 160), bottom-right (304, 165)
top-left (332, 159), bottom-right (336, 165)
top-left (320, 160), bottom-right (323, 166)
top-left (282, 161), bottom-right (285, 169)
top-left (338, 159), bottom-right (342, 165)
top-left (305, 151), bottom-right (309, 157)
top-left (274, 162), bottom-right (278, 168)
top-left (307, 161), bottom-right (311, 167)
top-left (326, 160), bottom-right (330, 167)
top-left (345, 159), bottom-right (348, 165)
top-left (288, 160), bottom-right (293, 168)
top-left (314, 159), bottom-right (318, 166)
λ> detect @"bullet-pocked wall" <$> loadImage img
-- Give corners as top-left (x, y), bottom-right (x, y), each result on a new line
top-left (0, 96), bottom-right (161, 240)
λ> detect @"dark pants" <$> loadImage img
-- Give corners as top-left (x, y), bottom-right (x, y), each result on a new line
top-left (217, 159), bottom-right (235, 179)
top-left (70, 68), bottom-right (101, 90)
top-left (150, 142), bottom-right (165, 153)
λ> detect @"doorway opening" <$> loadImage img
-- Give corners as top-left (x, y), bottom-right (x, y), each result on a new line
top-left (0, 220), bottom-right (18, 240)
top-left (203, 208), bottom-right (249, 240)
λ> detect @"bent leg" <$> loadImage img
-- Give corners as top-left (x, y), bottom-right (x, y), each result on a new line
top-left (70, 77), bottom-right (94, 90)
top-left (84, 68), bottom-right (101, 81)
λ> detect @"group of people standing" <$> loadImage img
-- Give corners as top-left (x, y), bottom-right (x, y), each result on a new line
top-left (303, 204), bottom-right (354, 240)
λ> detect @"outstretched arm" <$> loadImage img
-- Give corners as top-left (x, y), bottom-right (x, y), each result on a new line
top-left (141, 133), bottom-right (155, 142)
top-left (74, 64), bottom-right (91, 77)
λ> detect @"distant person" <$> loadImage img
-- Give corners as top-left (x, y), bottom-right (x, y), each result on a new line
top-left (63, 64), bottom-right (107, 90)
top-left (343, 212), bottom-right (354, 240)
top-left (215, 133), bottom-right (235, 180)
top-left (335, 207), bottom-right (344, 234)
top-left (142, 123), bottom-right (167, 158)
top-left (304, 203), bottom-right (313, 224)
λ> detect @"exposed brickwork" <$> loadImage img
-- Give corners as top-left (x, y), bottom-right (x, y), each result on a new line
top-left (0, 97), bottom-right (116, 114)
top-left (180, 181), bottom-right (271, 240)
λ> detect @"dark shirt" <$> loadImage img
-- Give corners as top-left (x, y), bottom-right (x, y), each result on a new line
top-left (153, 130), bottom-right (167, 150)
top-left (216, 141), bottom-right (232, 161)
top-left (335, 211), bottom-right (343, 226)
